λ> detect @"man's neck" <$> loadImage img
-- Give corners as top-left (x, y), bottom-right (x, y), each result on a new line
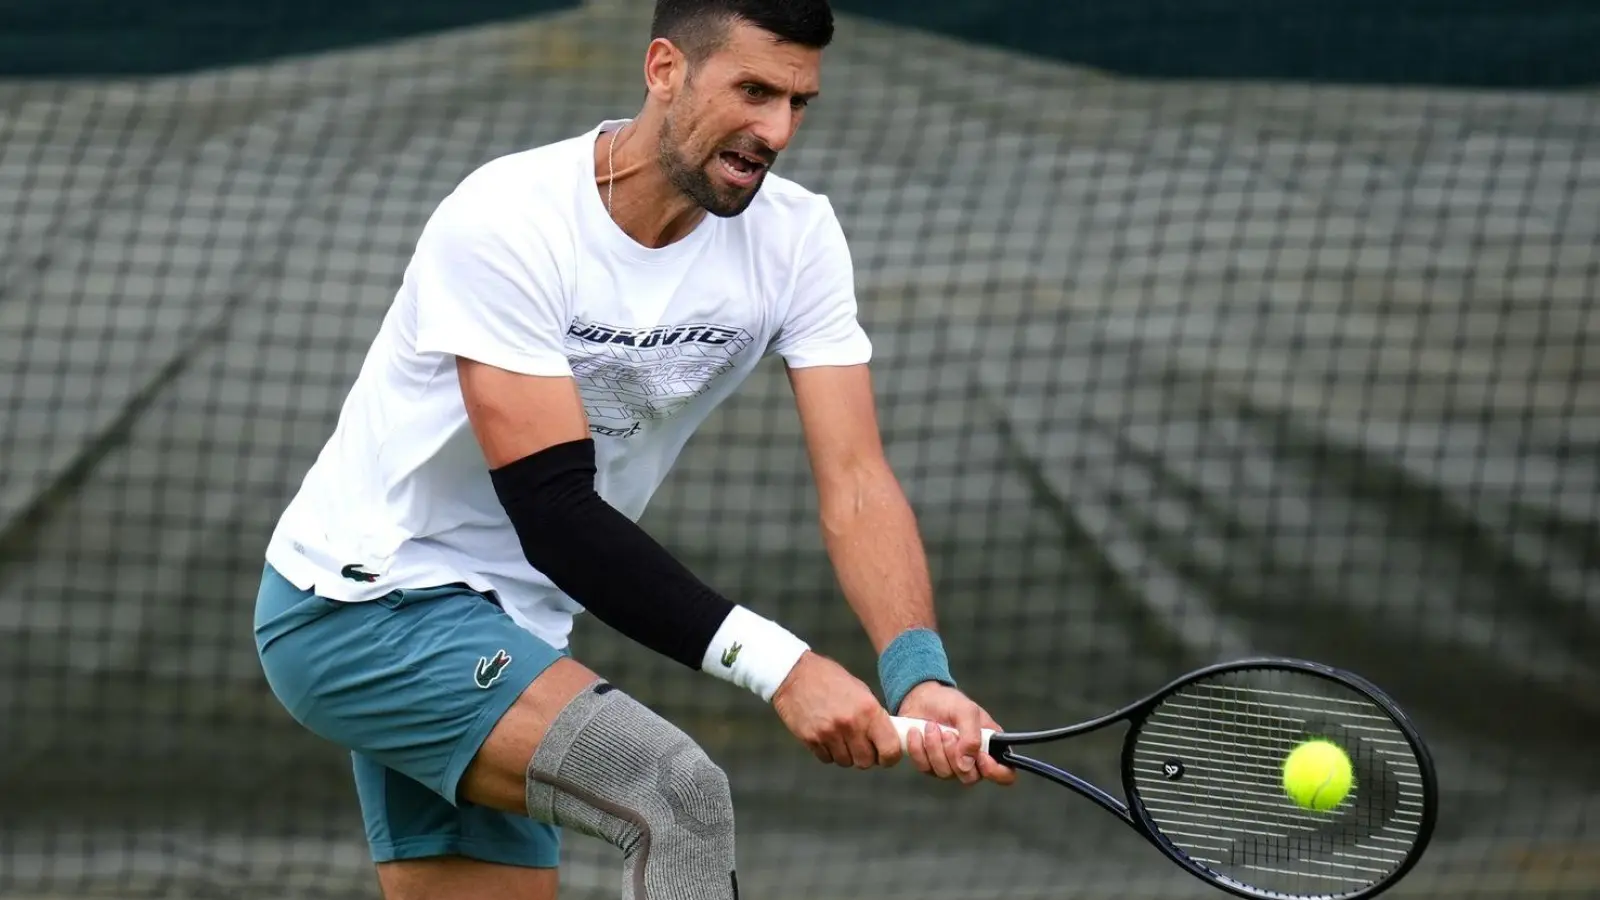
top-left (597, 121), bottom-right (706, 249)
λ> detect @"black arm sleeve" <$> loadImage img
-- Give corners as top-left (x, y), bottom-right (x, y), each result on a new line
top-left (488, 437), bottom-right (735, 670)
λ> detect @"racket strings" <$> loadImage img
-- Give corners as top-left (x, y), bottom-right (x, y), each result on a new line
top-left (1127, 669), bottom-right (1428, 899)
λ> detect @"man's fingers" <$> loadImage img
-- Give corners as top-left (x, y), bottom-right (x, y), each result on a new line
top-left (924, 723), bottom-right (956, 779)
top-left (868, 712), bottom-right (904, 767)
top-left (955, 706), bottom-right (983, 774)
top-left (824, 732), bottom-right (855, 768)
top-left (977, 753), bottom-right (1017, 786)
top-left (946, 730), bottom-right (979, 785)
top-left (975, 710), bottom-right (1014, 783)
top-left (846, 727), bottom-right (878, 770)
top-left (906, 727), bottom-right (933, 773)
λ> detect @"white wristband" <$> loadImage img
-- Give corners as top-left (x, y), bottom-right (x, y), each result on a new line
top-left (700, 605), bottom-right (810, 702)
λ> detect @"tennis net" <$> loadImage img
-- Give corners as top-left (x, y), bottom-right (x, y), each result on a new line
top-left (3, 2), bottom-right (1597, 898)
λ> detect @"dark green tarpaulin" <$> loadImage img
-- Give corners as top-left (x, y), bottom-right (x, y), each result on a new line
top-left (4, 0), bottom-right (1597, 86)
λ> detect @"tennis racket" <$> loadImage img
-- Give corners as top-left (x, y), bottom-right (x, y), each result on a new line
top-left (891, 656), bottom-right (1438, 900)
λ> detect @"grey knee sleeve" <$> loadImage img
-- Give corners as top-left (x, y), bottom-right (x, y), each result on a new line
top-left (527, 680), bottom-right (738, 900)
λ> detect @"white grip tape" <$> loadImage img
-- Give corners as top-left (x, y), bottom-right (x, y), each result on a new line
top-left (890, 716), bottom-right (995, 755)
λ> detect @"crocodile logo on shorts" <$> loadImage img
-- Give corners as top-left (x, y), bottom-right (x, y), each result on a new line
top-left (474, 649), bottom-right (513, 689)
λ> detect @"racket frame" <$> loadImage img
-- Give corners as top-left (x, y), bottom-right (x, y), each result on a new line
top-left (978, 656), bottom-right (1439, 900)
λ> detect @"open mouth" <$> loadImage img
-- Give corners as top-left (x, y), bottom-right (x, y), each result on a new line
top-left (718, 150), bottom-right (768, 187)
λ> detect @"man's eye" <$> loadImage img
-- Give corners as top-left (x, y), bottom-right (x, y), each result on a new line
top-left (742, 84), bottom-right (764, 98)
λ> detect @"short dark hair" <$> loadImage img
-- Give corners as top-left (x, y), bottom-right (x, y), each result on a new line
top-left (651, 0), bottom-right (834, 63)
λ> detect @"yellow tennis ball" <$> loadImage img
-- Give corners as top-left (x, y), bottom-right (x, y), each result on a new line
top-left (1282, 739), bottom-right (1353, 811)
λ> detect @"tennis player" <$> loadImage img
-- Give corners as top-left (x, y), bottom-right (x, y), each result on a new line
top-left (253, 1), bottom-right (1012, 898)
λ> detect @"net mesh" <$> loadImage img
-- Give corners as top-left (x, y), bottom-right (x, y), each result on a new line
top-left (3, 2), bottom-right (1597, 898)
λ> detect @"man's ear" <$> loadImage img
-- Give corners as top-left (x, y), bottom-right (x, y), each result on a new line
top-left (643, 37), bottom-right (688, 104)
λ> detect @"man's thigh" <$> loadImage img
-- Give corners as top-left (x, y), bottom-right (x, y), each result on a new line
top-left (255, 562), bottom-right (566, 803)
top-left (254, 563), bottom-right (569, 866)
top-left (374, 854), bottom-right (559, 900)
top-left (355, 749), bottom-right (563, 871)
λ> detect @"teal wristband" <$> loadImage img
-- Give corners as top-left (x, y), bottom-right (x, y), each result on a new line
top-left (877, 627), bottom-right (956, 714)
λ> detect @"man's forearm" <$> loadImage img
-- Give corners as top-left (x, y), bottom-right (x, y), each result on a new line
top-left (817, 461), bottom-right (939, 653)
top-left (491, 437), bottom-right (810, 701)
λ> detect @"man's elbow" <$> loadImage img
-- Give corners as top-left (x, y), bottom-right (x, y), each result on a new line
top-left (816, 458), bottom-right (903, 534)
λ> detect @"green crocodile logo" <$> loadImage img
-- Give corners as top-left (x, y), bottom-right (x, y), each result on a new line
top-left (474, 649), bottom-right (513, 689)
top-left (340, 563), bottom-right (379, 583)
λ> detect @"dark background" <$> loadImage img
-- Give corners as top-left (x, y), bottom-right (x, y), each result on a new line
top-left (5, 0), bottom-right (1599, 86)
top-left (3, 1), bottom-right (1596, 898)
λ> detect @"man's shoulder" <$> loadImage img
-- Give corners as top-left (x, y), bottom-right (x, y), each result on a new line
top-left (740, 172), bottom-right (844, 252)
top-left (750, 171), bottom-right (837, 218)
top-left (437, 131), bottom-right (592, 224)
top-left (468, 134), bottom-right (587, 186)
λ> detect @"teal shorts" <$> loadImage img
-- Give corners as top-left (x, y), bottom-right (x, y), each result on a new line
top-left (253, 562), bottom-right (566, 868)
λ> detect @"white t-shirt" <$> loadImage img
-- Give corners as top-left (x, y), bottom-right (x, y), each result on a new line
top-left (264, 119), bottom-right (871, 649)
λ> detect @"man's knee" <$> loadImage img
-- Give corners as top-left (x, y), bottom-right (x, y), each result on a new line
top-left (461, 656), bottom-right (607, 813)
top-left (526, 680), bottom-right (738, 900)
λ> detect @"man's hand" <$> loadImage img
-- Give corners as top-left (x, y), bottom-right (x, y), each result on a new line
top-left (772, 652), bottom-right (904, 770)
top-left (897, 682), bottom-right (1016, 787)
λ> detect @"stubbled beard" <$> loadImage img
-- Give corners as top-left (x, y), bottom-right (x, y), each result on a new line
top-left (656, 111), bottom-right (763, 218)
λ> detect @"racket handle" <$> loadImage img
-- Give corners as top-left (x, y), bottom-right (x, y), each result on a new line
top-left (890, 715), bottom-right (995, 755)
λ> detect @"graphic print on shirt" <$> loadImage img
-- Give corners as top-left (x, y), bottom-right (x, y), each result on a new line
top-left (565, 319), bottom-right (754, 436)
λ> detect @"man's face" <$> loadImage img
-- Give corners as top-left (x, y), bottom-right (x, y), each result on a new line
top-left (656, 21), bottom-right (821, 217)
